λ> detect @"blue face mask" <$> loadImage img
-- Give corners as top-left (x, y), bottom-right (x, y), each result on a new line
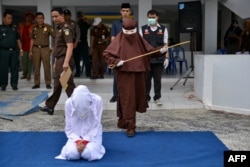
top-left (148, 18), bottom-right (157, 25)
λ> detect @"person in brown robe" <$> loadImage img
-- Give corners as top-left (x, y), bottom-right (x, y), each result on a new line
top-left (103, 18), bottom-right (168, 137)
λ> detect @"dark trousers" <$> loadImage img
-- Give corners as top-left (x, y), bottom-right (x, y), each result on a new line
top-left (0, 49), bottom-right (19, 87)
top-left (113, 69), bottom-right (118, 97)
top-left (73, 41), bottom-right (91, 76)
top-left (146, 63), bottom-right (163, 101)
top-left (20, 51), bottom-right (33, 77)
top-left (91, 44), bottom-right (106, 77)
top-left (45, 56), bottom-right (75, 109)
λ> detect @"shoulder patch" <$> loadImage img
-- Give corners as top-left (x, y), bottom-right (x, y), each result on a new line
top-left (64, 29), bottom-right (69, 36)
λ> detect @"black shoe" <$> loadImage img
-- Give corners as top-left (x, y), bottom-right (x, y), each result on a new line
top-left (86, 73), bottom-right (91, 78)
top-left (147, 95), bottom-right (151, 102)
top-left (12, 86), bottom-right (18, 90)
top-left (46, 85), bottom-right (52, 89)
top-left (20, 76), bottom-right (26, 79)
top-left (99, 75), bottom-right (104, 79)
top-left (1, 86), bottom-right (6, 91)
top-left (74, 73), bottom-right (80, 77)
top-left (90, 76), bottom-right (98, 79)
top-left (39, 106), bottom-right (54, 115)
top-left (110, 96), bottom-right (117, 103)
top-left (32, 85), bottom-right (40, 89)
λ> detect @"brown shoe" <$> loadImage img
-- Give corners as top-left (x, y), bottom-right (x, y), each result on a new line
top-left (20, 76), bottom-right (26, 79)
top-left (126, 129), bottom-right (135, 137)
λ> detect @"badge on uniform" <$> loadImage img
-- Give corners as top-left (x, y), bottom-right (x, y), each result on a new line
top-left (144, 29), bottom-right (149, 35)
top-left (157, 29), bottom-right (163, 34)
top-left (44, 27), bottom-right (47, 31)
top-left (64, 29), bottom-right (69, 36)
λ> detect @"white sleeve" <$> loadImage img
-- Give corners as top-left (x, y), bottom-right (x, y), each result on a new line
top-left (164, 27), bottom-right (169, 44)
top-left (139, 27), bottom-right (143, 37)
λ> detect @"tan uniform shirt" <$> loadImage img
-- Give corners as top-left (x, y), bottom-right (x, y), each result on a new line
top-left (90, 24), bottom-right (110, 45)
top-left (53, 23), bottom-right (74, 58)
top-left (31, 23), bottom-right (54, 46)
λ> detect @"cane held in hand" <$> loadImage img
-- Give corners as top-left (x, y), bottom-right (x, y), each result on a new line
top-left (108, 41), bottom-right (190, 69)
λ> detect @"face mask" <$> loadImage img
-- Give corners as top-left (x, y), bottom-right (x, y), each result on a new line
top-left (148, 18), bottom-right (157, 25)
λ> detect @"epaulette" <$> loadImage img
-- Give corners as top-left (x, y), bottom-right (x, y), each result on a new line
top-left (44, 23), bottom-right (51, 27)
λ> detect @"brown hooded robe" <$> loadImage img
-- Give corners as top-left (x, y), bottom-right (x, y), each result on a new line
top-left (103, 18), bottom-right (160, 131)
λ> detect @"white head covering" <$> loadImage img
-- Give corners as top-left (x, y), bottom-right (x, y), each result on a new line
top-left (93, 17), bottom-right (102, 26)
top-left (70, 85), bottom-right (93, 119)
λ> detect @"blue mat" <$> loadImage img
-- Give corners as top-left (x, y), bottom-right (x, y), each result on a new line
top-left (0, 91), bottom-right (48, 120)
top-left (0, 131), bottom-right (228, 167)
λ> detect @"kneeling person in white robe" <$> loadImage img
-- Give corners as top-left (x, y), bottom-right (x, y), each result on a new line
top-left (55, 85), bottom-right (105, 161)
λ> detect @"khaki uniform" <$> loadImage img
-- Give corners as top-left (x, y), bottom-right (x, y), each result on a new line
top-left (31, 23), bottom-right (54, 86)
top-left (45, 23), bottom-right (75, 109)
top-left (90, 24), bottom-right (110, 78)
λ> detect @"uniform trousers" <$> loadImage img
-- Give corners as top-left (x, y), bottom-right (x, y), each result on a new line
top-left (146, 63), bottom-right (164, 101)
top-left (91, 44), bottom-right (107, 77)
top-left (45, 56), bottom-right (75, 109)
top-left (21, 51), bottom-right (33, 78)
top-left (112, 70), bottom-right (118, 97)
top-left (0, 49), bottom-right (19, 87)
top-left (32, 47), bottom-right (51, 85)
top-left (74, 41), bottom-right (91, 76)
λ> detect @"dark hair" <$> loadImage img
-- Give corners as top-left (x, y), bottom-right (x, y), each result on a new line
top-left (36, 12), bottom-right (44, 17)
top-left (121, 3), bottom-right (131, 9)
top-left (232, 19), bottom-right (238, 25)
top-left (51, 7), bottom-right (64, 14)
top-left (147, 9), bottom-right (159, 16)
top-left (3, 11), bottom-right (13, 17)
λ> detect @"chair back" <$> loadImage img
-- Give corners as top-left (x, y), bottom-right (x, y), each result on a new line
top-left (172, 46), bottom-right (186, 61)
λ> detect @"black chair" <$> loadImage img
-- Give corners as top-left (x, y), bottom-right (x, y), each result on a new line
top-left (170, 46), bottom-right (188, 74)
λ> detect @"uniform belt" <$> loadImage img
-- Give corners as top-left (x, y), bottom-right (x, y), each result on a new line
top-left (0, 47), bottom-right (17, 51)
top-left (33, 45), bottom-right (49, 48)
top-left (97, 41), bottom-right (105, 44)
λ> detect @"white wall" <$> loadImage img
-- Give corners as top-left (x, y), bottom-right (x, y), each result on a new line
top-left (194, 54), bottom-right (250, 115)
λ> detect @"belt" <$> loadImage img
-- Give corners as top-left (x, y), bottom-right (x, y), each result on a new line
top-left (0, 47), bottom-right (17, 51)
top-left (97, 41), bottom-right (106, 45)
top-left (33, 45), bottom-right (49, 48)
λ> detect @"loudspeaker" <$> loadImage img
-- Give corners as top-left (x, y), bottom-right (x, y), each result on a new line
top-left (178, 1), bottom-right (202, 33)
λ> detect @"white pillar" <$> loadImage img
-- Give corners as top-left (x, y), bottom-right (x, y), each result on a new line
top-left (37, 0), bottom-right (52, 25)
top-left (37, 0), bottom-right (52, 81)
top-left (138, 0), bottom-right (152, 28)
top-left (203, 0), bottom-right (218, 54)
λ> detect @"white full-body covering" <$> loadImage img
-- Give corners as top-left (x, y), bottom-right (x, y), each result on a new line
top-left (55, 85), bottom-right (105, 161)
